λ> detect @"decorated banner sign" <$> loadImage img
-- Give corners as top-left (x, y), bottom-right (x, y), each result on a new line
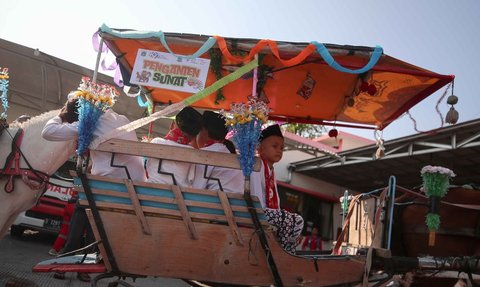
top-left (130, 49), bottom-right (211, 93)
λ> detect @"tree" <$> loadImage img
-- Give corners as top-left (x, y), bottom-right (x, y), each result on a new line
top-left (283, 123), bottom-right (326, 138)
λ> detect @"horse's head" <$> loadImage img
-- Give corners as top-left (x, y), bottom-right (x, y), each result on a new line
top-left (10, 110), bottom-right (77, 175)
top-left (0, 110), bottom-right (77, 238)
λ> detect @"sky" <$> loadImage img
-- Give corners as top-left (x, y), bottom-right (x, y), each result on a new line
top-left (1, 0), bottom-right (479, 141)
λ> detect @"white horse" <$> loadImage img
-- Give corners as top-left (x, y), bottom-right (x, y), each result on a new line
top-left (0, 110), bottom-right (76, 238)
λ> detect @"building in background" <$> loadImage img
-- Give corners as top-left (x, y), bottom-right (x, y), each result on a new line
top-left (276, 129), bottom-right (374, 248)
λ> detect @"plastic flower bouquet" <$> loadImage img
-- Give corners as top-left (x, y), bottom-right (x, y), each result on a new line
top-left (71, 77), bottom-right (119, 155)
top-left (222, 99), bottom-right (269, 177)
top-left (420, 165), bottom-right (455, 245)
top-left (0, 67), bottom-right (9, 120)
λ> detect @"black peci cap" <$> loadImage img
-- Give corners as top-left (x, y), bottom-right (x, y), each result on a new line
top-left (260, 124), bottom-right (283, 142)
top-left (203, 111), bottom-right (228, 141)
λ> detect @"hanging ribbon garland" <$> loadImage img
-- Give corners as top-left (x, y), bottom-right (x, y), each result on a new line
top-left (99, 24), bottom-right (217, 60)
top-left (214, 36), bottom-right (317, 66)
top-left (99, 24), bottom-right (382, 75)
top-left (311, 42), bottom-right (383, 74)
top-left (137, 94), bottom-right (153, 115)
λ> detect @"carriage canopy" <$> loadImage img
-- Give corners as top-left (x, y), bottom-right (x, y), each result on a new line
top-left (97, 24), bottom-right (453, 130)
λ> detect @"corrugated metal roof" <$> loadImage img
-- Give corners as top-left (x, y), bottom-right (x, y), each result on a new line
top-left (290, 119), bottom-right (480, 192)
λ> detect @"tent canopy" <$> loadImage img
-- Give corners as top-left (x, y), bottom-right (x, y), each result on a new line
top-left (98, 25), bottom-right (453, 130)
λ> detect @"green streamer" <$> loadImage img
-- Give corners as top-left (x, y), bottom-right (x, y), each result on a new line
top-left (184, 58), bottom-right (258, 106)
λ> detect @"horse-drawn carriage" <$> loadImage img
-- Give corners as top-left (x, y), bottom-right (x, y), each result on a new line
top-left (2, 25), bottom-right (479, 286)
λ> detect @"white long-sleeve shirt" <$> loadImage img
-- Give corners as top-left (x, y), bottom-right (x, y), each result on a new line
top-left (145, 137), bottom-right (195, 187)
top-left (41, 109), bottom-right (146, 182)
top-left (249, 160), bottom-right (279, 209)
top-left (191, 143), bottom-right (244, 193)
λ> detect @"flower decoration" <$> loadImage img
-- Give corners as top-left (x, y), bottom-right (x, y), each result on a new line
top-left (0, 67), bottom-right (9, 120)
top-left (420, 165), bottom-right (455, 246)
top-left (72, 77), bottom-right (119, 156)
top-left (222, 99), bottom-right (269, 177)
top-left (71, 76), bottom-right (118, 111)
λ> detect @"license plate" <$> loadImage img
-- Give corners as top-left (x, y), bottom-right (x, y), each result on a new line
top-left (44, 218), bottom-right (61, 230)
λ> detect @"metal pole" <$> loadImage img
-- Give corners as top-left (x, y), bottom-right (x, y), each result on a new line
top-left (251, 55), bottom-right (259, 97)
top-left (386, 175), bottom-right (396, 250)
top-left (92, 38), bottom-right (104, 83)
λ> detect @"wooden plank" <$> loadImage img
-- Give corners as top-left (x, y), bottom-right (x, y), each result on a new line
top-left (171, 185), bottom-right (198, 239)
top-left (79, 200), bottom-right (268, 227)
top-left (73, 171), bottom-right (265, 207)
top-left (90, 210), bottom-right (366, 286)
top-left (85, 209), bottom-right (112, 271)
top-left (218, 191), bottom-right (244, 246)
top-left (124, 179), bottom-right (151, 235)
top-left (95, 138), bottom-right (261, 171)
top-left (76, 187), bottom-right (265, 214)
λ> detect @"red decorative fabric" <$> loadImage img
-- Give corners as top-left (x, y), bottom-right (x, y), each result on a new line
top-left (263, 159), bottom-right (279, 209)
top-left (202, 139), bottom-right (223, 148)
top-left (164, 128), bottom-right (190, 145)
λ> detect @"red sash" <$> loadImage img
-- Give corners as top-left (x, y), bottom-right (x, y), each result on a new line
top-left (203, 139), bottom-right (223, 148)
top-left (263, 159), bottom-right (279, 209)
top-left (164, 128), bottom-right (190, 145)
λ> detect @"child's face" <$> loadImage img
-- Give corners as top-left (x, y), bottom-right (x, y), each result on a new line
top-left (259, 136), bottom-right (284, 166)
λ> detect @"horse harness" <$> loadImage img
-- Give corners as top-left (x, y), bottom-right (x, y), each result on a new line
top-left (0, 128), bottom-right (50, 194)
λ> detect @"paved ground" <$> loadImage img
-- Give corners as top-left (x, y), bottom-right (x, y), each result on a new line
top-left (0, 229), bottom-right (190, 287)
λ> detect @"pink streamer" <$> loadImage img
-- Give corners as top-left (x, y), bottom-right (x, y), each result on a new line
top-left (113, 66), bottom-right (124, 87)
top-left (91, 32), bottom-right (108, 53)
top-left (101, 58), bottom-right (118, 71)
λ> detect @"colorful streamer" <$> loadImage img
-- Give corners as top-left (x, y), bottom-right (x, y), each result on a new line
top-left (99, 24), bottom-right (217, 59)
top-left (311, 42), bottom-right (383, 74)
top-left (99, 24), bottom-right (382, 74)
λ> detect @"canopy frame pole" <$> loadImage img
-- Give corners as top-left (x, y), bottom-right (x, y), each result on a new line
top-left (241, 55), bottom-right (284, 286)
top-left (92, 38), bottom-right (104, 83)
top-left (251, 55), bottom-right (259, 98)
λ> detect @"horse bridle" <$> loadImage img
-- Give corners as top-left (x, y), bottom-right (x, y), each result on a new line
top-left (1, 128), bottom-right (50, 194)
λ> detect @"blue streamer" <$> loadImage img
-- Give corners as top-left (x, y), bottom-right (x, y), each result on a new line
top-left (136, 95), bottom-right (149, 108)
top-left (311, 42), bottom-right (383, 74)
top-left (77, 99), bottom-right (103, 155)
top-left (0, 79), bottom-right (8, 118)
top-left (100, 24), bottom-right (217, 59)
top-left (137, 95), bottom-right (153, 115)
